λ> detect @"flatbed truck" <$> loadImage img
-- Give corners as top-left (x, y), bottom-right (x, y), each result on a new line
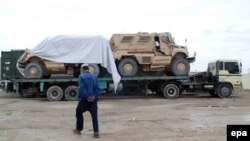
top-left (1, 50), bottom-right (243, 101)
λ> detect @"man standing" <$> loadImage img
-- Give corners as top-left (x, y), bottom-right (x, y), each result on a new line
top-left (73, 64), bottom-right (100, 138)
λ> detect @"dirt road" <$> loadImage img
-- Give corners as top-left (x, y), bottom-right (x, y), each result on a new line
top-left (0, 91), bottom-right (250, 141)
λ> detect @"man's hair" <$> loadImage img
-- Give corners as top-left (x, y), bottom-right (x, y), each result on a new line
top-left (82, 66), bottom-right (89, 71)
top-left (81, 64), bottom-right (89, 71)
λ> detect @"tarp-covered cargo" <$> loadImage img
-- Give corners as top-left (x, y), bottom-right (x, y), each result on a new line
top-left (17, 35), bottom-right (121, 91)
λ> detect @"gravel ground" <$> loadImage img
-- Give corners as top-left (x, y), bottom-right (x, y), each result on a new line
top-left (0, 90), bottom-right (250, 141)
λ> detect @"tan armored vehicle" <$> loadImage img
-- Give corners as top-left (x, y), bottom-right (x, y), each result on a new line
top-left (110, 32), bottom-right (195, 76)
top-left (18, 52), bottom-right (100, 78)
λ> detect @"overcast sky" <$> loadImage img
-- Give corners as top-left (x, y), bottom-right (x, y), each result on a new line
top-left (1, 0), bottom-right (250, 73)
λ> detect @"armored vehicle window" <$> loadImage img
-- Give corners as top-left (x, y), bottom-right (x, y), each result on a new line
top-left (154, 36), bottom-right (160, 50)
top-left (139, 36), bottom-right (150, 42)
top-left (225, 62), bottom-right (240, 74)
top-left (165, 32), bottom-right (175, 43)
top-left (121, 36), bottom-right (133, 42)
top-left (161, 36), bottom-right (170, 43)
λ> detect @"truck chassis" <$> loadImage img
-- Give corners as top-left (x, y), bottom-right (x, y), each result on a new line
top-left (1, 73), bottom-right (236, 101)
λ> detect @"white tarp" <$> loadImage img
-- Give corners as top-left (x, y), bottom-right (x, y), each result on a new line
top-left (18, 35), bottom-right (121, 91)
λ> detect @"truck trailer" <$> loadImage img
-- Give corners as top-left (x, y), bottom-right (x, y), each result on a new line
top-left (1, 50), bottom-right (242, 101)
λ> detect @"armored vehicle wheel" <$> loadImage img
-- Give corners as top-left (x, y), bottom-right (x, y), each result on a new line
top-left (163, 83), bottom-right (180, 99)
top-left (170, 58), bottom-right (190, 76)
top-left (24, 62), bottom-right (44, 78)
top-left (216, 83), bottom-right (232, 98)
top-left (89, 64), bottom-right (100, 77)
top-left (118, 58), bottom-right (138, 76)
top-left (46, 85), bottom-right (64, 101)
top-left (65, 85), bottom-right (78, 101)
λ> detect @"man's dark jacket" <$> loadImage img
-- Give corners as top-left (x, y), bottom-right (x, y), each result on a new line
top-left (78, 71), bottom-right (100, 101)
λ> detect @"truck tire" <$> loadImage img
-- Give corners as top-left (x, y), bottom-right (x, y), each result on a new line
top-left (24, 62), bottom-right (44, 78)
top-left (163, 83), bottom-right (180, 99)
top-left (118, 58), bottom-right (138, 76)
top-left (170, 58), bottom-right (190, 76)
top-left (46, 85), bottom-right (64, 101)
top-left (89, 64), bottom-right (100, 77)
top-left (216, 83), bottom-right (232, 98)
top-left (65, 85), bottom-right (78, 101)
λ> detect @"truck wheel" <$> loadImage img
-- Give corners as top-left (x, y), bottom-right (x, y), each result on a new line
top-left (170, 58), bottom-right (190, 76)
top-left (89, 64), bottom-right (100, 77)
top-left (24, 62), bottom-right (44, 78)
top-left (118, 58), bottom-right (138, 76)
top-left (216, 84), bottom-right (232, 98)
top-left (46, 86), bottom-right (64, 101)
top-left (163, 83), bottom-right (180, 99)
top-left (65, 85), bottom-right (78, 101)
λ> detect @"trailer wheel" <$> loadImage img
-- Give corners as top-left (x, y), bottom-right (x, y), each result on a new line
top-left (65, 85), bottom-right (78, 101)
top-left (24, 62), bottom-right (44, 78)
top-left (216, 83), bottom-right (232, 98)
top-left (118, 58), bottom-right (138, 76)
top-left (163, 83), bottom-right (180, 99)
top-left (170, 58), bottom-right (190, 76)
top-left (46, 86), bottom-right (64, 101)
top-left (89, 64), bottom-right (100, 77)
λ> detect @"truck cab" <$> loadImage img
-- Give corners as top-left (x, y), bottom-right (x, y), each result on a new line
top-left (207, 59), bottom-right (242, 96)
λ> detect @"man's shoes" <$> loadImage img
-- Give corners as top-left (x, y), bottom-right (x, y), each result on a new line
top-left (73, 129), bottom-right (81, 135)
top-left (93, 132), bottom-right (100, 138)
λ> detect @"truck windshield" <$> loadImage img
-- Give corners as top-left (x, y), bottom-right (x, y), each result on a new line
top-left (224, 62), bottom-right (240, 74)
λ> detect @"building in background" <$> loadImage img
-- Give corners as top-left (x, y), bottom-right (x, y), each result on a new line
top-left (243, 74), bottom-right (250, 90)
